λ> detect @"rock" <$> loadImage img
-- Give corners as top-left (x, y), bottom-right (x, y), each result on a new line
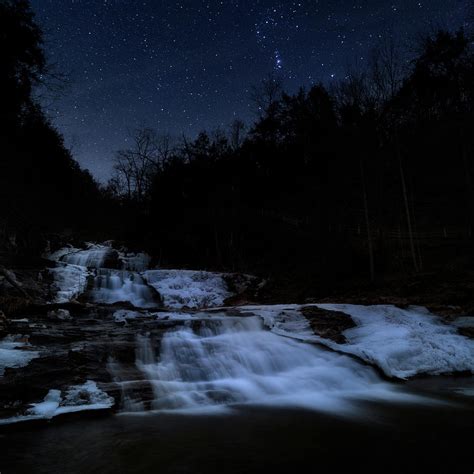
top-left (0, 310), bottom-right (8, 337)
top-left (301, 306), bottom-right (356, 344)
top-left (47, 309), bottom-right (72, 321)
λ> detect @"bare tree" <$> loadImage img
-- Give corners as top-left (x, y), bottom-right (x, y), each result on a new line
top-left (369, 37), bottom-right (405, 104)
top-left (332, 68), bottom-right (372, 112)
top-left (155, 133), bottom-right (174, 168)
top-left (229, 119), bottom-right (246, 150)
top-left (250, 73), bottom-right (283, 117)
top-left (112, 128), bottom-right (163, 201)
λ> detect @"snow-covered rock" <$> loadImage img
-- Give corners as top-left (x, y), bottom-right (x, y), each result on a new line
top-left (0, 381), bottom-right (114, 425)
top-left (317, 304), bottom-right (474, 379)
top-left (113, 309), bottom-right (148, 323)
top-left (47, 242), bottom-right (151, 271)
top-left (0, 335), bottom-right (40, 376)
top-left (240, 304), bottom-right (474, 379)
top-left (144, 269), bottom-right (232, 309)
top-left (49, 262), bottom-right (90, 303)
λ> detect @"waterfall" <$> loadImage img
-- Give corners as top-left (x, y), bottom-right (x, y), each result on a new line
top-left (132, 316), bottom-right (420, 415)
top-left (60, 245), bottom-right (117, 268)
top-left (89, 269), bottom-right (161, 308)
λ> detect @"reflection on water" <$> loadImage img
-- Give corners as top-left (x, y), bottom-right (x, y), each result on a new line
top-left (2, 401), bottom-right (473, 474)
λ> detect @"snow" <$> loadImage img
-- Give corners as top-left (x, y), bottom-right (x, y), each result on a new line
top-left (144, 269), bottom-right (232, 309)
top-left (239, 304), bottom-right (313, 339)
top-left (113, 309), bottom-right (148, 322)
top-left (49, 262), bottom-right (90, 303)
top-left (47, 243), bottom-right (151, 271)
top-left (0, 336), bottom-right (40, 376)
top-left (452, 316), bottom-right (474, 329)
top-left (0, 381), bottom-right (114, 425)
top-left (316, 304), bottom-right (474, 379)
top-left (239, 304), bottom-right (474, 379)
top-left (46, 245), bottom-right (81, 263)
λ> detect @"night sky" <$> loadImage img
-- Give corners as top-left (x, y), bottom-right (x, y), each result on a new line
top-left (30, 0), bottom-right (470, 181)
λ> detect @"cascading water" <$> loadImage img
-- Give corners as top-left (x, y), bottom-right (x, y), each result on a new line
top-left (133, 316), bottom-right (421, 415)
top-left (89, 269), bottom-right (161, 308)
top-left (59, 245), bottom-right (117, 268)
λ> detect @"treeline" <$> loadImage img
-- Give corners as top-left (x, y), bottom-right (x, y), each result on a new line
top-left (0, 0), bottom-right (101, 254)
top-left (107, 28), bottom-right (474, 284)
top-left (2, 0), bottom-right (474, 285)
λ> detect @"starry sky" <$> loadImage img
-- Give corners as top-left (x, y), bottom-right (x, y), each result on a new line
top-left (30, 0), bottom-right (470, 181)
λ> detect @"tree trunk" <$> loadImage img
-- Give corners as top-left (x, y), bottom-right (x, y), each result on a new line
top-left (360, 159), bottom-right (375, 282)
top-left (398, 150), bottom-right (419, 273)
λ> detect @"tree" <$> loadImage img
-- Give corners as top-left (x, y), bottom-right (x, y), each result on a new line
top-left (229, 119), bottom-right (246, 150)
top-left (250, 73), bottom-right (283, 118)
top-left (112, 128), bottom-right (161, 201)
top-left (369, 37), bottom-right (405, 104)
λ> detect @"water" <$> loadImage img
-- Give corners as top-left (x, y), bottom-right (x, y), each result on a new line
top-left (60, 245), bottom-right (116, 268)
top-left (89, 269), bottom-right (160, 308)
top-left (124, 316), bottom-right (426, 415)
top-left (2, 402), bottom-right (473, 473)
top-left (2, 312), bottom-right (474, 473)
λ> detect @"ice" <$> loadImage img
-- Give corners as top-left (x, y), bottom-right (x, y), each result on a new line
top-left (47, 242), bottom-right (151, 271)
top-left (239, 304), bottom-right (314, 340)
top-left (0, 381), bottom-right (114, 425)
top-left (239, 304), bottom-right (474, 379)
top-left (144, 269), bottom-right (232, 309)
top-left (317, 304), bottom-right (474, 379)
top-left (452, 316), bottom-right (474, 329)
top-left (49, 262), bottom-right (90, 303)
top-left (113, 309), bottom-right (148, 322)
top-left (46, 245), bottom-right (81, 262)
top-left (0, 336), bottom-right (40, 376)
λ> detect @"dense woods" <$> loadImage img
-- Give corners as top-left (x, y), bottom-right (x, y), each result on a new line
top-left (0, 0), bottom-right (100, 254)
top-left (108, 29), bottom-right (474, 287)
top-left (2, 0), bottom-right (474, 289)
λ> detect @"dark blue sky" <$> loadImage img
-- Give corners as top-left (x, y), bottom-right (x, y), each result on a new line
top-left (30, 0), bottom-right (470, 181)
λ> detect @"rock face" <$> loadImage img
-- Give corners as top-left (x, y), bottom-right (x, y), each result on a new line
top-left (47, 309), bottom-right (72, 321)
top-left (0, 311), bottom-right (7, 337)
top-left (300, 306), bottom-right (356, 343)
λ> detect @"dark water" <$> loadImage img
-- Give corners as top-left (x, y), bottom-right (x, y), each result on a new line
top-left (2, 396), bottom-right (473, 474)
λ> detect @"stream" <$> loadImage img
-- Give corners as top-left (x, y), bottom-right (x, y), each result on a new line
top-left (1, 243), bottom-right (474, 473)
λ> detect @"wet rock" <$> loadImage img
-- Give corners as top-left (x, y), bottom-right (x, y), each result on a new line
top-left (223, 273), bottom-right (265, 306)
top-left (0, 310), bottom-right (8, 337)
top-left (301, 306), bottom-right (356, 344)
top-left (47, 309), bottom-right (72, 321)
top-left (0, 310), bottom-right (7, 337)
top-left (451, 316), bottom-right (474, 339)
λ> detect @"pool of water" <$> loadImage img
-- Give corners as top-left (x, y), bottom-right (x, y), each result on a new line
top-left (2, 393), bottom-right (473, 474)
